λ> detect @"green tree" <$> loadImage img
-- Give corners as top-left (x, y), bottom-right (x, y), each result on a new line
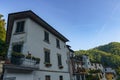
top-left (0, 14), bottom-right (6, 41)
top-left (116, 67), bottom-right (120, 75)
top-left (75, 42), bottom-right (120, 75)
top-left (0, 14), bottom-right (6, 60)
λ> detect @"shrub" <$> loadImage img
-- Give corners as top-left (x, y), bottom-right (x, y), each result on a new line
top-left (11, 52), bottom-right (24, 58)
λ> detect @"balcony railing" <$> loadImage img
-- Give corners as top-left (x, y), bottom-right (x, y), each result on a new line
top-left (5, 52), bottom-right (40, 71)
top-left (16, 58), bottom-right (39, 68)
top-left (4, 57), bottom-right (40, 71)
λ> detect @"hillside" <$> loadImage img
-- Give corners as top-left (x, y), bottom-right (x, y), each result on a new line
top-left (95, 42), bottom-right (120, 55)
top-left (75, 42), bottom-right (120, 75)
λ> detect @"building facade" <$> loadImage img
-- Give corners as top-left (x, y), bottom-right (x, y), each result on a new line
top-left (105, 68), bottom-right (116, 80)
top-left (70, 55), bottom-right (87, 80)
top-left (71, 54), bottom-right (108, 80)
top-left (3, 10), bottom-right (71, 80)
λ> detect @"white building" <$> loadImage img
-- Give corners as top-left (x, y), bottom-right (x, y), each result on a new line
top-left (82, 55), bottom-right (91, 70)
top-left (91, 63), bottom-right (104, 71)
top-left (3, 10), bottom-right (71, 80)
top-left (90, 63), bottom-right (106, 80)
top-left (70, 55), bottom-right (87, 80)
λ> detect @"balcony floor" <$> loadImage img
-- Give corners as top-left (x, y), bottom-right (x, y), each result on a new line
top-left (4, 64), bottom-right (39, 71)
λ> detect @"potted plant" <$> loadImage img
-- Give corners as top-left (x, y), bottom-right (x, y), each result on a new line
top-left (44, 62), bottom-right (52, 67)
top-left (35, 57), bottom-right (40, 64)
top-left (32, 56), bottom-right (36, 60)
top-left (26, 55), bottom-right (32, 59)
top-left (58, 65), bottom-right (63, 69)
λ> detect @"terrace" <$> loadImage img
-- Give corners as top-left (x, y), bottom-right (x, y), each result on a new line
top-left (4, 52), bottom-right (40, 71)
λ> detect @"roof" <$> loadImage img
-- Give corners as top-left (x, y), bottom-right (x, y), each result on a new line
top-left (6, 10), bottom-right (69, 44)
top-left (66, 45), bottom-right (74, 52)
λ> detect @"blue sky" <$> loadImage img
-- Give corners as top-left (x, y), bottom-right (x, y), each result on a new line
top-left (1, 0), bottom-right (120, 50)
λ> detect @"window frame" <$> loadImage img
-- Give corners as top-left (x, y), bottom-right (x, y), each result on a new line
top-left (15, 21), bottom-right (25, 33)
top-left (44, 31), bottom-right (49, 43)
top-left (45, 75), bottom-right (50, 80)
top-left (59, 76), bottom-right (63, 80)
top-left (57, 54), bottom-right (62, 66)
top-left (56, 39), bottom-right (60, 48)
top-left (44, 48), bottom-right (50, 63)
top-left (12, 43), bottom-right (23, 53)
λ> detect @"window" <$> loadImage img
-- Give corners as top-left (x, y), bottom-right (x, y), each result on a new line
top-left (44, 49), bottom-right (50, 63)
top-left (15, 21), bottom-right (25, 33)
top-left (56, 39), bottom-right (60, 48)
top-left (59, 76), bottom-right (63, 80)
top-left (58, 54), bottom-right (62, 66)
top-left (76, 75), bottom-right (80, 80)
top-left (45, 75), bottom-right (50, 80)
top-left (13, 44), bottom-right (23, 53)
top-left (81, 74), bottom-right (85, 80)
top-left (105, 68), bottom-right (107, 71)
top-left (91, 63), bottom-right (93, 66)
top-left (44, 31), bottom-right (49, 42)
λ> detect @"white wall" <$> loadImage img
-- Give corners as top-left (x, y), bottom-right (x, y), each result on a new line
top-left (34, 71), bottom-right (70, 80)
top-left (24, 18), bottom-right (69, 72)
top-left (82, 55), bottom-right (91, 69)
top-left (6, 18), bottom-right (70, 80)
top-left (7, 18), bottom-right (29, 58)
top-left (4, 70), bottom-right (34, 80)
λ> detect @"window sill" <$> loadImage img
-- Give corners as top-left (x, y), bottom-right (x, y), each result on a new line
top-left (13, 32), bottom-right (25, 35)
top-left (44, 62), bottom-right (52, 67)
top-left (44, 40), bottom-right (50, 44)
top-left (56, 46), bottom-right (61, 49)
top-left (58, 65), bottom-right (63, 69)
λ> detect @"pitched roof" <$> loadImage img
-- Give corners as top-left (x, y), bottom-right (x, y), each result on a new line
top-left (6, 10), bottom-right (69, 44)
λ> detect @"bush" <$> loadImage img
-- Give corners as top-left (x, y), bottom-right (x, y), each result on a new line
top-left (89, 69), bottom-right (101, 74)
top-left (11, 52), bottom-right (24, 58)
top-left (35, 57), bottom-right (40, 64)
top-left (26, 55), bottom-right (32, 59)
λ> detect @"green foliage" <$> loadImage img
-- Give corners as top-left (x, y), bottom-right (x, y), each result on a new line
top-left (116, 67), bottom-right (120, 75)
top-left (32, 56), bottom-right (40, 64)
top-left (116, 76), bottom-right (120, 80)
top-left (0, 14), bottom-right (6, 60)
top-left (95, 42), bottom-right (120, 55)
top-left (75, 42), bottom-right (120, 75)
top-left (86, 74), bottom-right (99, 80)
top-left (35, 57), bottom-right (40, 64)
top-left (26, 55), bottom-right (40, 64)
top-left (26, 55), bottom-right (32, 59)
top-left (89, 69), bottom-right (101, 74)
top-left (0, 14), bottom-right (6, 41)
top-left (11, 52), bottom-right (25, 58)
top-left (0, 39), bottom-right (7, 60)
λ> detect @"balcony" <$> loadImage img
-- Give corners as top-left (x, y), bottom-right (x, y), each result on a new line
top-left (4, 52), bottom-right (40, 71)
top-left (74, 67), bottom-right (87, 75)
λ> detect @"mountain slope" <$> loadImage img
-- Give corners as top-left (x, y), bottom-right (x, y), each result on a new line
top-left (95, 42), bottom-right (120, 55)
top-left (75, 42), bottom-right (120, 75)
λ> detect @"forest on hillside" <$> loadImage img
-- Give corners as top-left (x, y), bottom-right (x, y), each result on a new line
top-left (75, 42), bottom-right (120, 75)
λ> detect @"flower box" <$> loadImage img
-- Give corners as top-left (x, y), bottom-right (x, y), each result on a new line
top-left (58, 65), bottom-right (63, 69)
top-left (44, 62), bottom-right (52, 67)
